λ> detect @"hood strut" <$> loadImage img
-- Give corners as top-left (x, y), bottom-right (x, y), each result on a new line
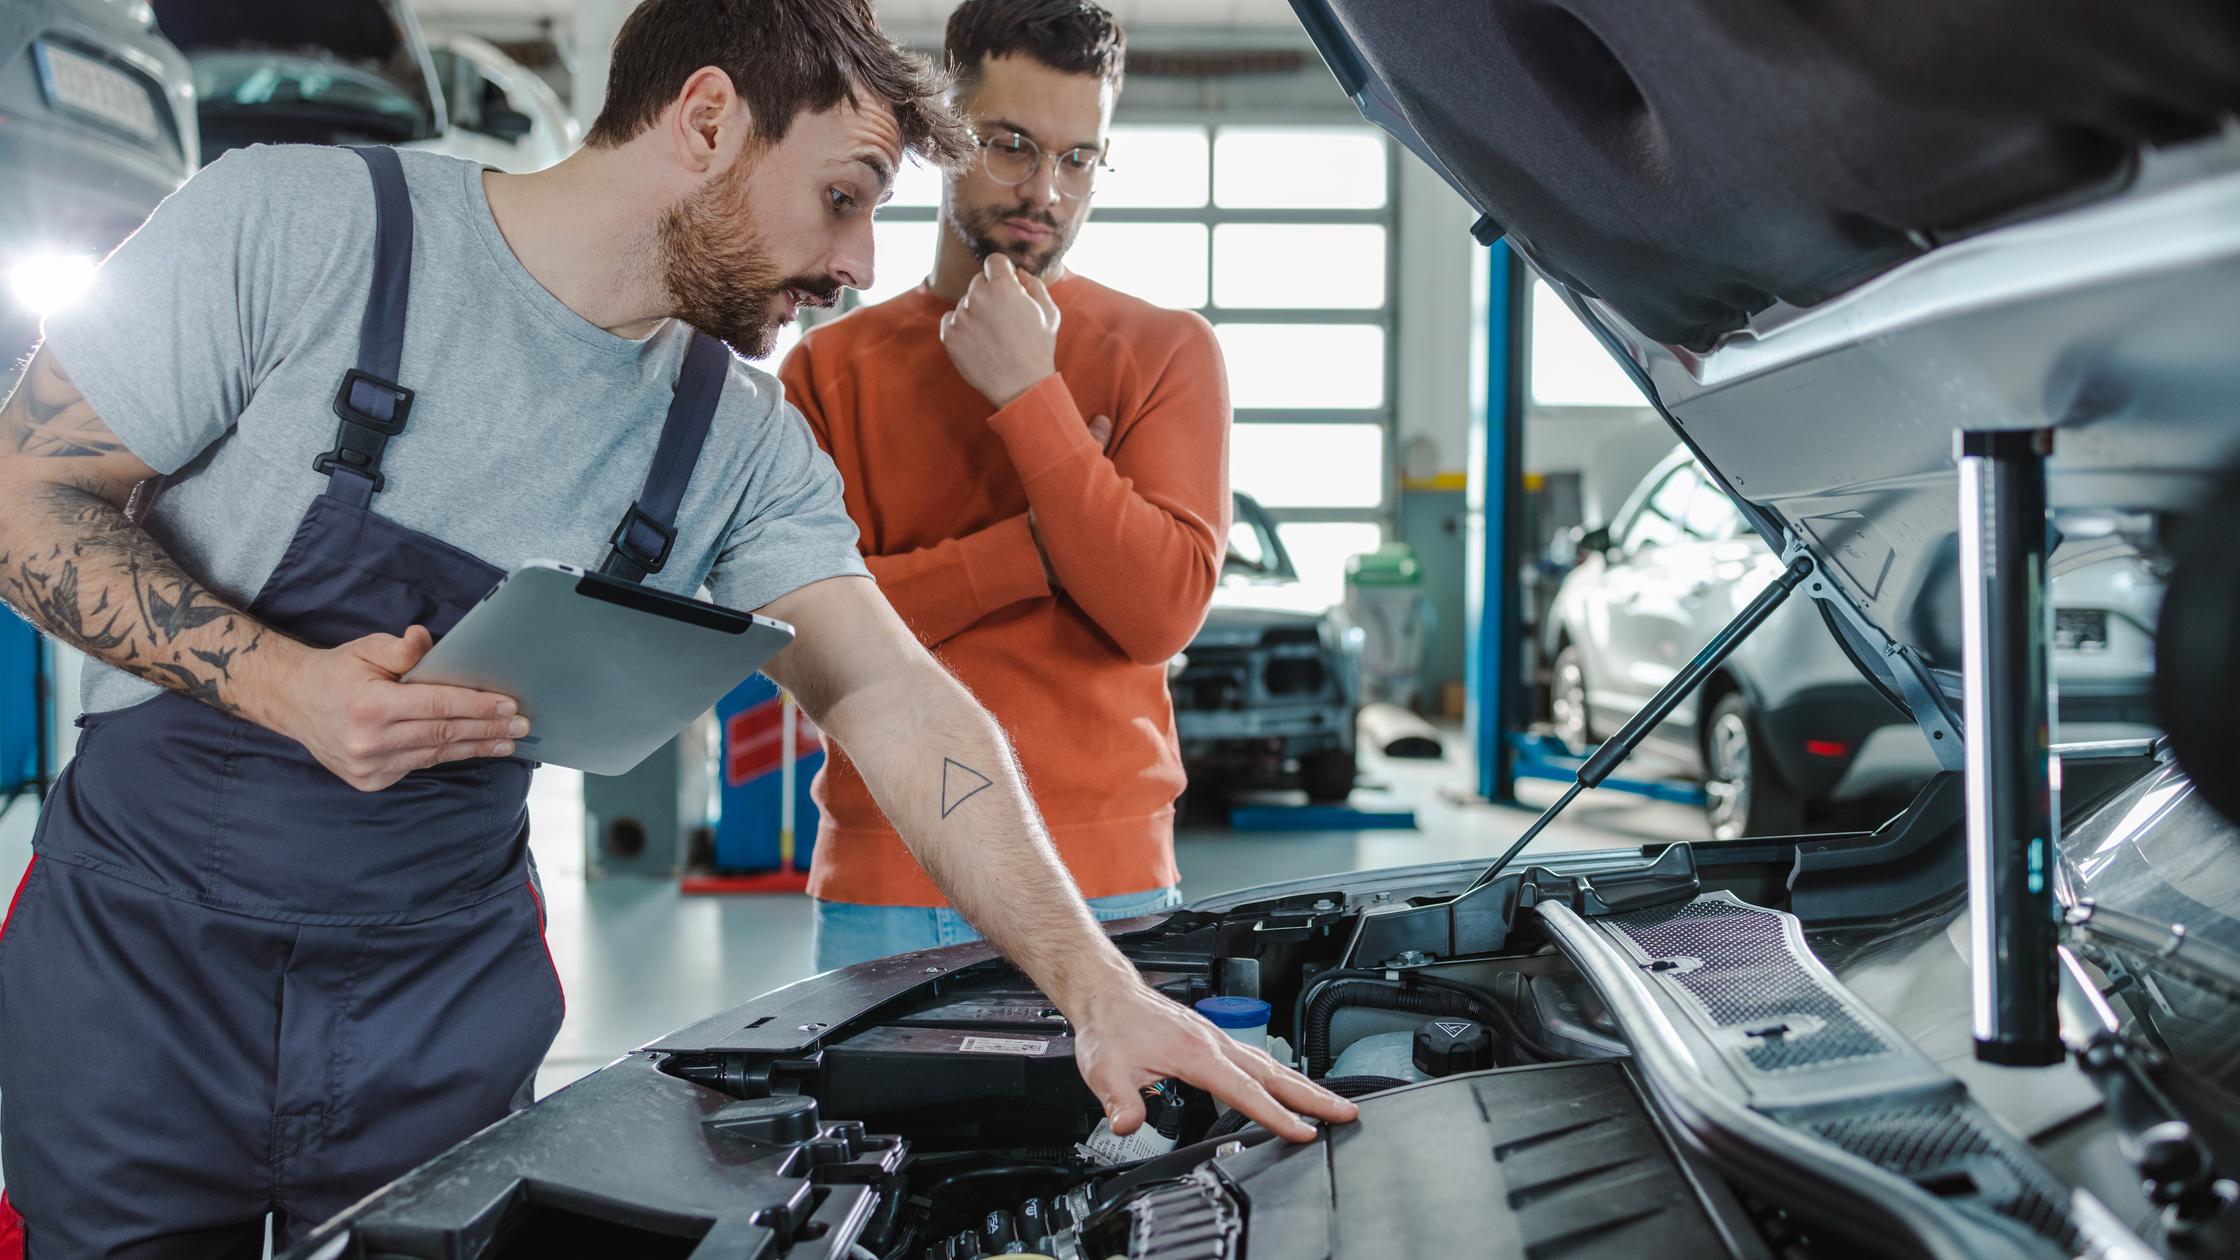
top-left (1465, 553), bottom-right (1818, 894)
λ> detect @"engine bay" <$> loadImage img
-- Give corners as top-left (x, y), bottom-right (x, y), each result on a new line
top-left (286, 749), bottom-right (2231, 1260)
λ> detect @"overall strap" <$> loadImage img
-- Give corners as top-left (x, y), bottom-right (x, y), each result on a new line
top-left (601, 332), bottom-right (729, 582)
top-left (314, 147), bottom-right (418, 509)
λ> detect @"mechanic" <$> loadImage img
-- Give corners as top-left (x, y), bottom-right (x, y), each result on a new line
top-left (785, 0), bottom-right (1231, 970)
top-left (0, 0), bottom-right (1349, 1251)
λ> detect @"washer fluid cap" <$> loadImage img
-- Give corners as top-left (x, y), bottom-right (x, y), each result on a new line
top-left (1194, 996), bottom-right (1272, 1029)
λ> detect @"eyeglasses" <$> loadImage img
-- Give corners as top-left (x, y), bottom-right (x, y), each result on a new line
top-left (975, 130), bottom-right (1109, 197)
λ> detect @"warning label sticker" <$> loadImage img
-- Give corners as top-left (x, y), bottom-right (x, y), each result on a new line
top-left (958, 1036), bottom-right (1050, 1056)
top-left (1433, 1021), bottom-right (1474, 1039)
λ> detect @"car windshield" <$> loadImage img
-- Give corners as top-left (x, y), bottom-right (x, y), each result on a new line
top-left (190, 52), bottom-right (425, 127)
top-left (1223, 495), bottom-right (1296, 580)
top-left (154, 0), bottom-right (435, 136)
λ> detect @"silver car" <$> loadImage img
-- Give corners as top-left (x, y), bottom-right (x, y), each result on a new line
top-left (1548, 448), bottom-right (2160, 838)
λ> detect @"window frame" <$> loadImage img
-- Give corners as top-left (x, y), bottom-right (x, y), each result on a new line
top-left (823, 113), bottom-right (1401, 561)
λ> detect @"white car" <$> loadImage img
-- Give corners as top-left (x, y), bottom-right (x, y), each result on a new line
top-left (421, 33), bottom-right (577, 173)
top-left (156, 3), bottom-right (573, 172)
top-left (1547, 448), bottom-right (2161, 838)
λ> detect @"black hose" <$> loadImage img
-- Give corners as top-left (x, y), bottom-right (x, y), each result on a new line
top-left (1301, 979), bottom-right (1474, 1077)
top-left (1406, 971), bottom-right (1568, 1065)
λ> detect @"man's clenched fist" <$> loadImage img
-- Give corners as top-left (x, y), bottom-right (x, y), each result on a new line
top-left (940, 254), bottom-right (1061, 409)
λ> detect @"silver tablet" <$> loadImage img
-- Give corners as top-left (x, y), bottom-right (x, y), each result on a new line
top-left (403, 559), bottom-right (795, 776)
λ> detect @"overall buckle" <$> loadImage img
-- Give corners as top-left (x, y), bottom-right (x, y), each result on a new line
top-left (314, 369), bottom-right (414, 491)
top-left (608, 503), bottom-right (677, 576)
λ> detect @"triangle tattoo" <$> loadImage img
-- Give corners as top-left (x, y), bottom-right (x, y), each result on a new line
top-left (941, 758), bottom-right (993, 819)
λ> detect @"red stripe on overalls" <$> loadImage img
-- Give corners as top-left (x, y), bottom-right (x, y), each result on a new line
top-left (0, 858), bottom-right (41, 1257)
top-left (0, 855), bottom-right (37, 951)
top-left (526, 879), bottom-right (565, 1016)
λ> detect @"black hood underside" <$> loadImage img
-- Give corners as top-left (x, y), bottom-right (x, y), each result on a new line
top-left (1308, 0), bottom-right (2240, 351)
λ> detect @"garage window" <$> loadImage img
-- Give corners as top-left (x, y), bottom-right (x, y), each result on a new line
top-left (813, 122), bottom-right (1397, 608)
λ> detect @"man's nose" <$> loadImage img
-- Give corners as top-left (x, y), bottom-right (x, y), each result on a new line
top-left (1023, 158), bottom-right (1064, 209)
top-left (832, 220), bottom-right (874, 292)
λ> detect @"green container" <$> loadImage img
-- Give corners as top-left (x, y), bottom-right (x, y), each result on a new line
top-left (1345, 543), bottom-right (1422, 589)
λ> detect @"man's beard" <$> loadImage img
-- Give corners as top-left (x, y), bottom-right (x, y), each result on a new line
top-left (657, 159), bottom-right (839, 358)
top-left (947, 196), bottom-right (1082, 277)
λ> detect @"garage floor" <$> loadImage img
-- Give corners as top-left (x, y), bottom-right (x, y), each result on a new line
top-left (0, 733), bottom-right (1706, 1103)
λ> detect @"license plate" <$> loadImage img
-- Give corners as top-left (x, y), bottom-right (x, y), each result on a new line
top-left (2053, 608), bottom-right (2109, 653)
top-left (34, 42), bottom-right (161, 145)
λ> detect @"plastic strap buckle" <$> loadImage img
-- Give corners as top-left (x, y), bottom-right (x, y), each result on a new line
top-left (608, 503), bottom-right (677, 576)
top-left (313, 369), bottom-right (414, 491)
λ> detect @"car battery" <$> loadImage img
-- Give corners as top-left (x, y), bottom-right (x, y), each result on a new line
top-left (713, 674), bottom-right (824, 872)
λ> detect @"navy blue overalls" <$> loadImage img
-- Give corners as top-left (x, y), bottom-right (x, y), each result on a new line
top-left (0, 148), bottom-right (729, 1256)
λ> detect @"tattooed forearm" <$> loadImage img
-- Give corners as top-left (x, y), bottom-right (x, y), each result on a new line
top-left (4, 357), bottom-right (124, 459)
top-left (0, 479), bottom-right (267, 714)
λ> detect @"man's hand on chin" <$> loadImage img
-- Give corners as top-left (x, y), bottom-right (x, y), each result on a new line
top-left (1065, 962), bottom-right (1360, 1143)
top-left (939, 254), bottom-right (1062, 409)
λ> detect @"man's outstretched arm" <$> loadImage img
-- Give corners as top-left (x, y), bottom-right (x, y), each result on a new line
top-left (0, 347), bottom-right (522, 790)
top-left (759, 574), bottom-right (1358, 1142)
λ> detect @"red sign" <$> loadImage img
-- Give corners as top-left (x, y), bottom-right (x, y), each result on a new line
top-left (724, 699), bottom-right (824, 787)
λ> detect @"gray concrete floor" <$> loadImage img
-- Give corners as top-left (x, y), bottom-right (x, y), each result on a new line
top-left (0, 730), bottom-right (1709, 1105)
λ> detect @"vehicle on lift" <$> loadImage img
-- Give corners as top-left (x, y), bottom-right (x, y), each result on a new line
top-left (280, 2), bottom-right (2240, 1257)
top-left (1, 0), bottom-right (197, 374)
top-left (1545, 448), bottom-right (2162, 838)
top-left (151, 2), bottom-right (565, 170)
top-left (426, 32), bottom-right (577, 172)
top-left (1170, 491), bottom-right (1364, 803)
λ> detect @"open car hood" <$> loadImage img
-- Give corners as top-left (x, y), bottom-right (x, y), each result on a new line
top-left (1291, 0), bottom-right (2240, 746)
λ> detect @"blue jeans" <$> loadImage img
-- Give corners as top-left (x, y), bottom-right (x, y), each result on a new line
top-left (813, 886), bottom-right (1185, 972)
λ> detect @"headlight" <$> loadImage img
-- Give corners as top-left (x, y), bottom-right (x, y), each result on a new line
top-left (7, 252), bottom-right (99, 320)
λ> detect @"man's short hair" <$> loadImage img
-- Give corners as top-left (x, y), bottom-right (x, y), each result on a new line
top-left (585, 0), bottom-right (972, 167)
top-left (944, 0), bottom-right (1127, 95)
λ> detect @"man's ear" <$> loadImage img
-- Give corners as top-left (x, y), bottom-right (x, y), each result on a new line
top-left (669, 66), bottom-right (747, 173)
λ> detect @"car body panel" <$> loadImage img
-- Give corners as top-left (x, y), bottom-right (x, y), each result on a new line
top-left (1172, 492), bottom-right (1363, 786)
top-left (418, 33), bottom-right (576, 173)
top-left (2, 0), bottom-right (196, 360)
top-left (1550, 446), bottom-right (2162, 806)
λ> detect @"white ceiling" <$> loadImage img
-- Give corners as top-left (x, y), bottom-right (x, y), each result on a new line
top-left (410, 0), bottom-right (1308, 38)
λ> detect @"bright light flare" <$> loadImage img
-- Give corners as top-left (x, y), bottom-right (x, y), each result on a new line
top-left (7, 252), bottom-right (99, 319)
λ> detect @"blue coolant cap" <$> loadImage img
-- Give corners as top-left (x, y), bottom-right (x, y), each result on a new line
top-left (1195, 996), bottom-right (1272, 1029)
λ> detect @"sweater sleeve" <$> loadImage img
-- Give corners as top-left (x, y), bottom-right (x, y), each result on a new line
top-left (986, 318), bottom-right (1231, 665)
top-left (782, 337), bottom-right (1051, 650)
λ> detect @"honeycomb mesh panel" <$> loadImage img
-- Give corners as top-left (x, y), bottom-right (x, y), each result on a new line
top-left (1609, 898), bottom-right (1890, 1072)
top-left (1808, 1103), bottom-right (2080, 1249)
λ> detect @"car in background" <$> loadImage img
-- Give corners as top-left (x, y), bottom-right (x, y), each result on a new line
top-left (425, 32), bottom-right (576, 171)
top-left (1171, 491), bottom-right (1364, 803)
top-left (151, 3), bottom-right (571, 172)
top-left (2, 0), bottom-right (198, 373)
top-left (1544, 448), bottom-right (2159, 838)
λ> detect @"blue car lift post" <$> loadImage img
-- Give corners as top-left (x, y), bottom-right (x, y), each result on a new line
top-left (1469, 236), bottom-right (1704, 810)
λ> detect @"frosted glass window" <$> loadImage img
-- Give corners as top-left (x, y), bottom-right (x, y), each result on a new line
top-left (1231, 424), bottom-right (1384, 509)
top-left (858, 218), bottom-right (940, 307)
top-left (1529, 279), bottom-right (1649, 407)
top-left (1093, 125), bottom-right (1209, 208)
top-left (1063, 223), bottom-right (1208, 309)
top-left (1214, 126), bottom-right (1386, 209)
top-left (1214, 224), bottom-right (1384, 309)
top-left (1274, 522), bottom-right (1386, 609)
top-left (883, 153), bottom-right (945, 208)
top-left (1215, 324), bottom-right (1384, 410)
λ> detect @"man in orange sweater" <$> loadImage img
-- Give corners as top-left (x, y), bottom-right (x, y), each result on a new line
top-left (783, 0), bottom-right (1230, 967)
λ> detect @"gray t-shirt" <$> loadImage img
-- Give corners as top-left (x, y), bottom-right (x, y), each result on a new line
top-left (43, 145), bottom-right (868, 715)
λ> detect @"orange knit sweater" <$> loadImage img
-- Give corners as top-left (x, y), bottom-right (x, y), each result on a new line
top-left (781, 274), bottom-right (1232, 905)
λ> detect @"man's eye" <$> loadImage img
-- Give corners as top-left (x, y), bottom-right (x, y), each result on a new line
top-left (994, 134), bottom-right (1029, 155)
top-left (829, 187), bottom-right (858, 214)
top-left (1061, 149), bottom-right (1098, 172)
